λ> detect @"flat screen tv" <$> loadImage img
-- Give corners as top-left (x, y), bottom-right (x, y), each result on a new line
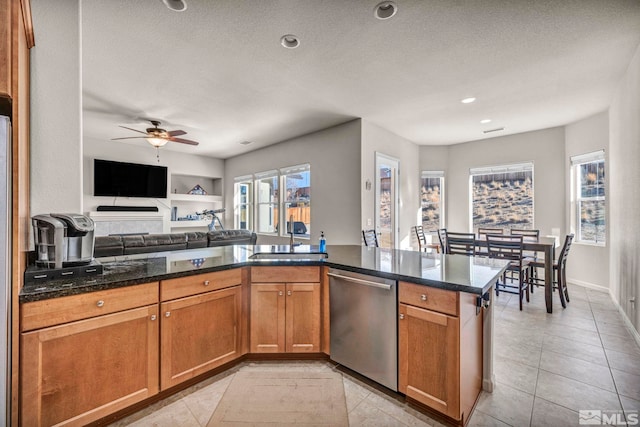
top-left (94, 159), bottom-right (167, 198)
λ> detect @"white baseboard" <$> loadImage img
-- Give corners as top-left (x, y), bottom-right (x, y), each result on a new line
top-left (567, 278), bottom-right (610, 293)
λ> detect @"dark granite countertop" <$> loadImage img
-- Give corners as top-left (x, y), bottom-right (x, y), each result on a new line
top-left (20, 245), bottom-right (509, 302)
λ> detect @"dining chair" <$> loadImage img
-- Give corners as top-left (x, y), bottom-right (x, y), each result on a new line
top-left (362, 229), bottom-right (379, 247)
top-left (413, 225), bottom-right (427, 252)
top-left (486, 234), bottom-right (530, 310)
top-left (529, 234), bottom-right (574, 308)
top-left (437, 228), bottom-right (447, 252)
top-left (476, 228), bottom-right (504, 256)
top-left (510, 228), bottom-right (540, 288)
top-left (445, 231), bottom-right (476, 256)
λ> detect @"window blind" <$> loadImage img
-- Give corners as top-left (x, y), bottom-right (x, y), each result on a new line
top-left (421, 170), bottom-right (444, 179)
top-left (280, 164), bottom-right (310, 175)
top-left (254, 169), bottom-right (278, 179)
top-left (234, 174), bottom-right (253, 183)
top-left (570, 150), bottom-right (604, 165)
top-left (470, 162), bottom-right (533, 176)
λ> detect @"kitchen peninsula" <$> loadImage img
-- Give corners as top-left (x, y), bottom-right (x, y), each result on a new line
top-left (19, 245), bottom-right (508, 426)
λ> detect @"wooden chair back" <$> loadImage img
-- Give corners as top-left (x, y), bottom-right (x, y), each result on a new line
top-left (362, 229), bottom-right (379, 247)
top-left (557, 234), bottom-right (574, 272)
top-left (486, 234), bottom-right (524, 263)
top-left (437, 228), bottom-right (447, 252)
top-left (413, 225), bottom-right (427, 251)
top-left (477, 228), bottom-right (504, 239)
top-left (510, 228), bottom-right (540, 242)
top-left (445, 231), bottom-right (476, 256)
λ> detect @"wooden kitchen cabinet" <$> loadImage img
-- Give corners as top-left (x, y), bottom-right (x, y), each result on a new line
top-left (398, 282), bottom-right (483, 424)
top-left (250, 267), bottom-right (321, 353)
top-left (21, 304), bottom-right (159, 427)
top-left (160, 285), bottom-right (242, 389)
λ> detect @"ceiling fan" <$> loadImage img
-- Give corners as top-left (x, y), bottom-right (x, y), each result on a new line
top-left (111, 120), bottom-right (200, 147)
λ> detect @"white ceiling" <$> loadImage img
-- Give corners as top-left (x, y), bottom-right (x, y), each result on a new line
top-left (82, 0), bottom-right (640, 159)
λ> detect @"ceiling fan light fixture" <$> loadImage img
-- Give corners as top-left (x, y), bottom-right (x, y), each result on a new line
top-left (280, 34), bottom-right (300, 49)
top-left (461, 97), bottom-right (476, 104)
top-left (162, 0), bottom-right (187, 12)
top-left (147, 137), bottom-right (169, 147)
top-left (374, 1), bottom-right (398, 20)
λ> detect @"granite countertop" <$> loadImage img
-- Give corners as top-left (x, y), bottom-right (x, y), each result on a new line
top-left (20, 245), bottom-right (509, 302)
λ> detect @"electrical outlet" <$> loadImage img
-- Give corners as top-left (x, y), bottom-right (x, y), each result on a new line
top-left (367, 218), bottom-right (372, 226)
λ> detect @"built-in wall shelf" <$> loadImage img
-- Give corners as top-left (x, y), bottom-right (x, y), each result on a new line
top-left (170, 220), bottom-right (211, 229)
top-left (168, 194), bottom-right (222, 203)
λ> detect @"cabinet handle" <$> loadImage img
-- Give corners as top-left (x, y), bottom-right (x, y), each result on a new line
top-left (150, 315), bottom-right (157, 321)
top-left (399, 314), bottom-right (405, 320)
top-left (420, 294), bottom-right (427, 301)
top-left (287, 290), bottom-right (292, 296)
top-left (165, 312), bottom-right (171, 317)
top-left (278, 291), bottom-right (283, 296)
top-left (96, 300), bottom-right (105, 308)
top-left (204, 280), bottom-right (210, 286)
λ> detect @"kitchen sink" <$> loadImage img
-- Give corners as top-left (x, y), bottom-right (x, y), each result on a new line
top-left (249, 252), bottom-right (328, 261)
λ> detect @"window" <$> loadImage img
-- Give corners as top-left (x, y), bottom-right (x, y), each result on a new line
top-left (420, 171), bottom-right (444, 231)
top-left (470, 162), bottom-right (534, 233)
top-left (233, 176), bottom-right (253, 230)
top-left (571, 151), bottom-right (605, 244)
top-left (255, 170), bottom-right (279, 234)
top-left (281, 164), bottom-right (310, 238)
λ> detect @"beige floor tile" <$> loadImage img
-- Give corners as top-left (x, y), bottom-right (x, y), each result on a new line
top-left (494, 339), bottom-right (542, 368)
top-left (530, 397), bottom-right (581, 427)
top-left (534, 370), bottom-right (622, 414)
top-left (542, 334), bottom-right (608, 366)
top-left (476, 382), bottom-right (534, 427)
top-left (364, 392), bottom-right (433, 427)
top-left (539, 351), bottom-right (616, 392)
top-left (343, 376), bottom-right (372, 413)
top-left (181, 374), bottom-right (234, 425)
top-left (544, 323), bottom-right (602, 347)
top-left (612, 368), bottom-right (640, 401)
top-left (596, 320), bottom-right (635, 338)
top-left (348, 397), bottom-right (412, 427)
top-left (620, 395), bottom-right (640, 421)
top-left (493, 355), bottom-right (539, 394)
top-left (124, 399), bottom-right (200, 427)
top-left (605, 347), bottom-right (640, 375)
top-left (600, 332), bottom-right (640, 356)
top-left (545, 314), bottom-right (598, 332)
top-left (593, 310), bottom-right (626, 324)
top-left (466, 409), bottom-right (511, 427)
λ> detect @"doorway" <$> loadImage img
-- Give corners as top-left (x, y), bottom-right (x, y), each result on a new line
top-left (375, 153), bottom-right (399, 249)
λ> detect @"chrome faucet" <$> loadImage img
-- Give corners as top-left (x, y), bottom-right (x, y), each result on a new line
top-left (288, 215), bottom-right (295, 251)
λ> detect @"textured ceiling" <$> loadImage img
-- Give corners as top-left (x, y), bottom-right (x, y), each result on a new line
top-left (81, 0), bottom-right (640, 159)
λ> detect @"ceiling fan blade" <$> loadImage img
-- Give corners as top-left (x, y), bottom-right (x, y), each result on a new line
top-left (111, 136), bottom-right (150, 141)
top-left (118, 125), bottom-right (148, 135)
top-left (169, 137), bottom-right (199, 146)
top-left (167, 130), bottom-right (187, 137)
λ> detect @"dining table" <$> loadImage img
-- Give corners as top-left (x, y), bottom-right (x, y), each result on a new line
top-left (474, 236), bottom-right (558, 313)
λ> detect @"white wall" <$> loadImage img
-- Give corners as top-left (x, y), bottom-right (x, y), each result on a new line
top-left (30, 0), bottom-right (82, 215)
top-left (444, 127), bottom-right (566, 238)
top-left (83, 136), bottom-right (224, 216)
top-left (224, 120), bottom-right (362, 245)
top-left (609, 43), bottom-right (640, 333)
top-left (564, 111), bottom-right (610, 289)
top-left (361, 121), bottom-right (420, 250)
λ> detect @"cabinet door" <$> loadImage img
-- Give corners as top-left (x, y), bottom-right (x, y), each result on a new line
top-left (250, 283), bottom-right (285, 353)
top-left (160, 286), bottom-right (241, 389)
top-left (285, 283), bottom-right (320, 352)
top-left (399, 303), bottom-right (460, 420)
top-left (21, 305), bottom-right (159, 427)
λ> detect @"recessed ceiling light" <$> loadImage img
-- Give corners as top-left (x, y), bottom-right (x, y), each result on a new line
top-left (461, 97), bottom-right (476, 104)
top-left (162, 0), bottom-right (187, 12)
top-left (239, 140), bottom-right (253, 146)
top-left (280, 34), bottom-right (300, 49)
top-left (374, 1), bottom-right (398, 20)
top-left (480, 119), bottom-right (492, 124)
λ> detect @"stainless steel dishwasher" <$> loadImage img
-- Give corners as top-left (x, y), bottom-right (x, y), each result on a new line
top-left (328, 268), bottom-right (397, 391)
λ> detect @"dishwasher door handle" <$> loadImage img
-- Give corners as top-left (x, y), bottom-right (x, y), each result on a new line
top-left (327, 272), bottom-right (392, 290)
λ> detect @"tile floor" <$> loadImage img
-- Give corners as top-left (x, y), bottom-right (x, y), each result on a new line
top-left (108, 284), bottom-right (640, 426)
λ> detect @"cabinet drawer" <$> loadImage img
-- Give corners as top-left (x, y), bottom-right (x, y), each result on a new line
top-left (251, 266), bottom-right (320, 283)
top-left (161, 268), bottom-right (242, 301)
top-left (399, 281), bottom-right (458, 316)
top-left (21, 282), bottom-right (159, 331)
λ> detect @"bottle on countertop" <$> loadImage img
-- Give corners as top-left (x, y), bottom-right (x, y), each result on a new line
top-left (319, 231), bottom-right (326, 253)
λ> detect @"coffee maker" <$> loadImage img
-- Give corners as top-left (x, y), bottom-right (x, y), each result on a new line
top-left (32, 213), bottom-right (95, 269)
